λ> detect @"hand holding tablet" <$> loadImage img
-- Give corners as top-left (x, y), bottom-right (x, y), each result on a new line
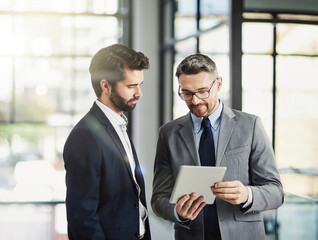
top-left (169, 165), bottom-right (227, 205)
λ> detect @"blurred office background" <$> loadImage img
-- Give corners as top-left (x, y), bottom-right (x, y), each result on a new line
top-left (0, 0), bottom-right (317, 239)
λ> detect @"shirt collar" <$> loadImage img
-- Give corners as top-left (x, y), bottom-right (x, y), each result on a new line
top-left (95, 99), bottom-right (128, 130)
top-left (191, 100), bottom-right (223, 133)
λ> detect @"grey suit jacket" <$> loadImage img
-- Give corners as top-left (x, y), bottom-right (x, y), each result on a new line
top-left (151, 105), bottom-right (283, 240)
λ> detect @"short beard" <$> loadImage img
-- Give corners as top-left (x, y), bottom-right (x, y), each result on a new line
top-left (189, 103), bottom-right (209, 117)
top-left (109, 86), bottom-right (137, 112)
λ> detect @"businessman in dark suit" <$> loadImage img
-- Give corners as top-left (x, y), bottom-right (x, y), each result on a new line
top-left (63, 44), bottom-right (151, 240)
top-left (151, 54), bottom-right (283, 240)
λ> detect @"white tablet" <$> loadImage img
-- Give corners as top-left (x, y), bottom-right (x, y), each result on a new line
top-left (169, 165), bottom-right (227, 205)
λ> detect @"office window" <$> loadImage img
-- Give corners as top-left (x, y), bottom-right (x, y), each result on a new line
top-left (0, 0), bottom-right (131, 238)
top-left (242, 17), bottom-right (318, 197)
top-left (241, 12), bottom-right (318, 240)
top-left (276, 54), bottom-right (318, 196)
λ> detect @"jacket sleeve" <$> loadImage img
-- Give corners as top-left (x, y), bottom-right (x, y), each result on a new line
top-left (151, 127), bottom-right (178, 223)
top-left (244, 116), bottom-right (284, 213)
top-left (63, 127), bottom-right (105, 240)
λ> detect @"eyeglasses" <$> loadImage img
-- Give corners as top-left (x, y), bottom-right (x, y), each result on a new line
top-left (178, 77), bottom-right (219, 101)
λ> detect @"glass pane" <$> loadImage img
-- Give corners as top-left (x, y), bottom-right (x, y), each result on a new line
top-left (94, 0), bottom-right (118, 14)
top-left (177, 0), bottom-right (197, 15)
top-left (177, 0), bottom-right (229, 15)
top-left (277, 24), bottom-right (318, 55)
top-left (162, 49), bottom-right (175, 123)
top-left (208, 54), bottom-right (230, 105)
top-left (175, 37), bottom-right (197, 55)
top-left (242, 54), bottom-right (273, 141)
top-left (0, 204), bottom-right (68, 238)
top-left (0, 124), bottom-right (67, 202)
top-left (174, 16), bottom-right (197, 39)
top-left (13, 0), bottom-right (73, 12)
top-left (200, 25), bottom-right (229, 53)
top-left (200, 14), bottom-right (228, 31)
top-left (74, 58), bottom-right (96, 116)
top-left (0, 0), bottom-right (11, 10)
top-left (276, 56), bottom-right (318, 196)
top-left (74, 16), bottom-right (120, 56)
top-left (200, 0), bottom-right (229, 15)
top-left (277, 195), bottom-right (318, 239)
top-left (73, 0), bottom-right (88, 13)
top-left (14, 58), bottom-right (72, 122)
top-left (242, 23), bottom-right (273, 54)
top-left (104, 0), bottom-right (119, 14)
top-left (0, 58), bottom-right (12, 122)
top-left (74, 0), bottom-right (119, 14)
top-left (0, 15), bottom-right (13, 55)
top-left (13, 15), bottom-right (73, 56)
top-left (173, 54), bottom-right (190, 119)
top-left (175, 0), bottom-right (197, 39)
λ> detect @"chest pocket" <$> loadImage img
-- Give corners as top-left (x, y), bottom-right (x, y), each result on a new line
top-left (224, 145), bottom-right (250, 157)
top-left (223, 145), bottom-right (250, 182)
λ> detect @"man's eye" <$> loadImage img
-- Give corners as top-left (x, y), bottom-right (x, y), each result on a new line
top-left (183, 92), bottom-right (192, 95)
top-left (197, 91), bottom-right (207, 94)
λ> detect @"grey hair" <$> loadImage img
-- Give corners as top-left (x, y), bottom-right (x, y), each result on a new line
top-left (176, 53), bottom-right (218, 78)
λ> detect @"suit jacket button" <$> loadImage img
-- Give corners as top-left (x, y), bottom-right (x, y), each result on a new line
top-left (135, 204), bottom-right (139, 209)
top-left (135, 233), bottom-right (140, 238)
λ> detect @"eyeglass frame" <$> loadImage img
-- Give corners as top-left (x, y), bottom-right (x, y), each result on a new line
top-left (178, 77), bottom-right (220, 101)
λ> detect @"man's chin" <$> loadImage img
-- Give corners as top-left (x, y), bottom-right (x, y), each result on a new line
top-left (130, 105), bottom-right (136, 111)
top-left (191, 111), bottom-right (207, 117)
top-left (190, 106), bottom-right (208, 117)
top-left (124, 103), bottom-right (136, 112)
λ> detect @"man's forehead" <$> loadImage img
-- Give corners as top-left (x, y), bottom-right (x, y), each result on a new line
top-left (179, 72), bottom-right (214, 84)
top-left (121, 68), bottom-right (144, 84)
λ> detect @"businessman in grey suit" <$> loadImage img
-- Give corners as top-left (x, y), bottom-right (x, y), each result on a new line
top-left (151, 54), bottom-right (283, 240)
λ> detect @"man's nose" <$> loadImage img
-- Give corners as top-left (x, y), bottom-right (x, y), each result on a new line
top-left (134, 86), bottom-right (143, 98)
top-left (191, 94), bottom-right (200, 105)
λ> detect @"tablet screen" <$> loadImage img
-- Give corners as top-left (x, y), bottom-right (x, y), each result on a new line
top-left (169, 165), bottom-right (227, 204)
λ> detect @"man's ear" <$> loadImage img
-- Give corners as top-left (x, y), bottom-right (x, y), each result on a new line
top-left (100, 79), bottom-right (111, 94)
top-left (216, 77), bottom-right (223, 91)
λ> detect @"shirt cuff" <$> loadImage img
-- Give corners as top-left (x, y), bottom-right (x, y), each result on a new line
top-left (242, 186), bottom-right (253, 209)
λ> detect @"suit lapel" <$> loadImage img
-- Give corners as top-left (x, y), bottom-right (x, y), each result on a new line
top-left (90, 103), bottom-right (137, 190)
top-left (129, 134), bottom-right (145, 189)
top-left (105, 125), bottom-right (136, 182)
top-left (178, 113), bottom-right (200, 166)
top-left (216, 105), bottom-right (236, 166)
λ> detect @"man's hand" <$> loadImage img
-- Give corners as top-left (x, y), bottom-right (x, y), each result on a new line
top-left (212, 181), bottom-right (248, 205)
top-left (176, 192), bottom-right (206, 220)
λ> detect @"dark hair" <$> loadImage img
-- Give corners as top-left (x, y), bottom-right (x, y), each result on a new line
top-left (89, 44), bottom-right (150, 97)
top-left (175, 53), bottom-right (217, 78)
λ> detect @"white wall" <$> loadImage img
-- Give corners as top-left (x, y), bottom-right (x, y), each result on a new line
top-left (132, 0), bottom-right (174, 239)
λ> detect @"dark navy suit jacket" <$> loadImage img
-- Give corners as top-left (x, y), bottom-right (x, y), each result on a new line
top-left (63, 102), bottom-right (151, 240)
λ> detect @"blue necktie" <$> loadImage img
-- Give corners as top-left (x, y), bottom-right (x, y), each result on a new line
top-left (199, 118), bottom-right (221, 239)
